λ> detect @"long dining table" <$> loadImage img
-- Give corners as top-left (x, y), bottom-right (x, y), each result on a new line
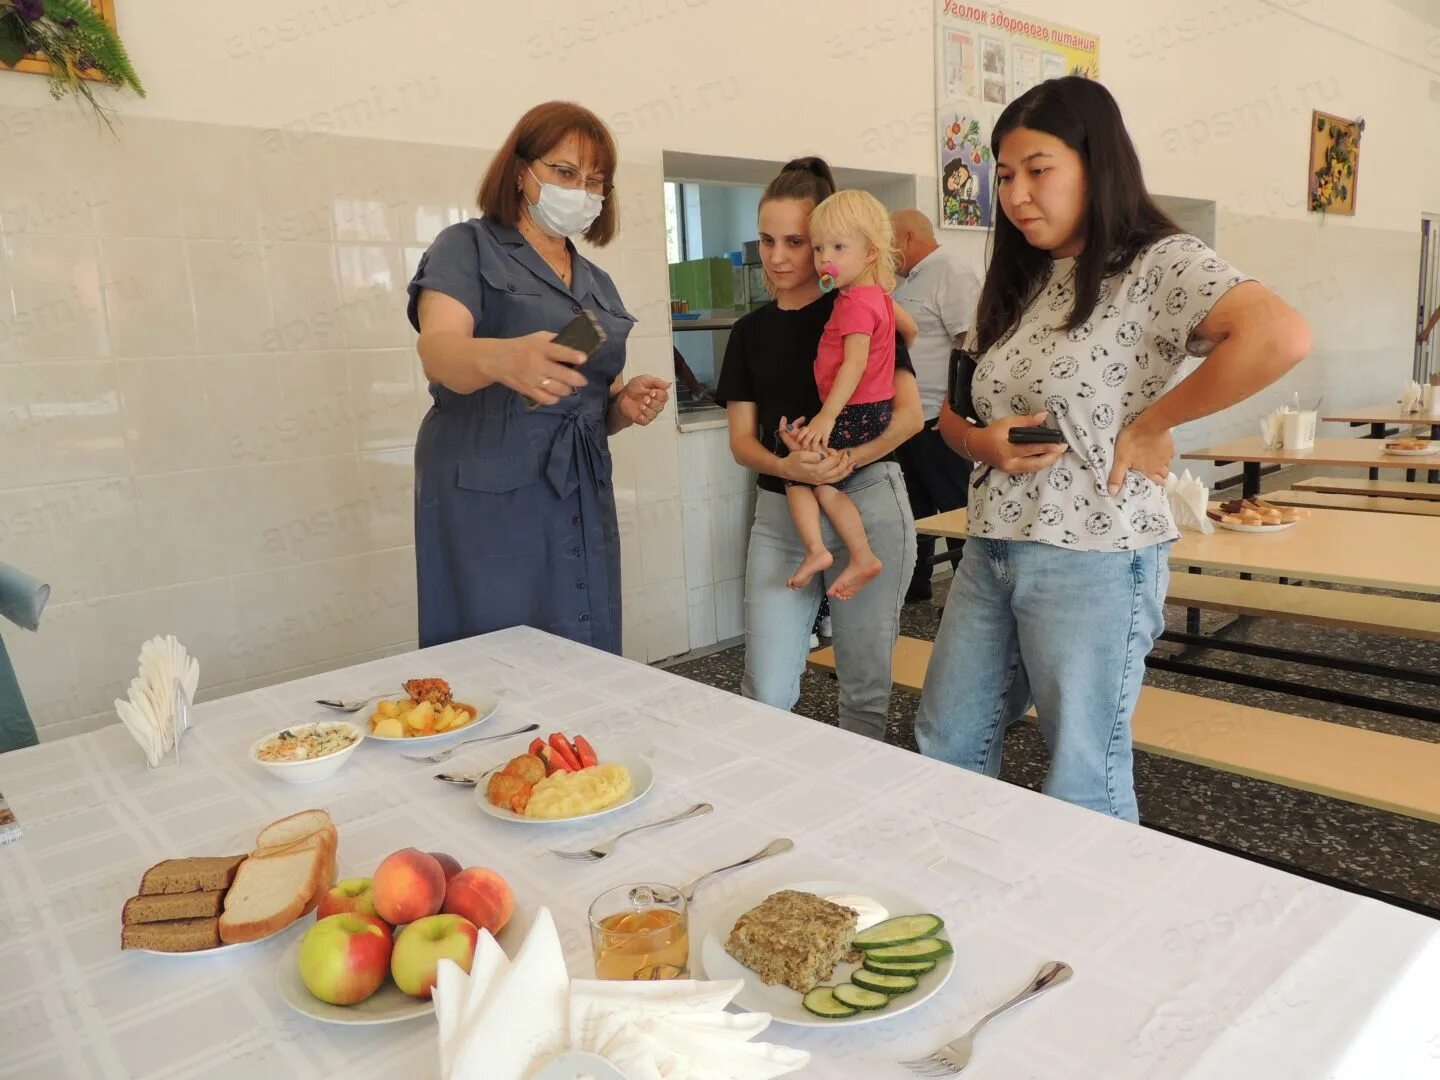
top-left (1322, 403), bottom-right (1440, 482)
top-left (1, 626), bottom-right (1438, 1079)
top-left (1180, 436), bottom-right (1440, 496)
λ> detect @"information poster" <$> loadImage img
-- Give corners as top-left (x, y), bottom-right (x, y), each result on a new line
top-left (936, 2), bottom-right (1100, 230)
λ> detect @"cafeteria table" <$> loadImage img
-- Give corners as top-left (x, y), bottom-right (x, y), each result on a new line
top-left (1, 626), bottom-right (1437, 1079)
top-left (1322, 403), bottom-right (1440, 481)
top-left (1181, 436), bottom-right (1440, 497)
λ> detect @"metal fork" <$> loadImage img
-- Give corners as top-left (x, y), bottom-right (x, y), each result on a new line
top-left (901, 961), bottom-right (1072, 1077)
top-left (679, 838), bottom-right (794, 902)
top-left (548, 803), bottom-right (713, 862)
top-left (400, 723), bottom-right (539, 763)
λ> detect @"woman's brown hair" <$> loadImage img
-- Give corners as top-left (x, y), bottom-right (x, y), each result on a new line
top-left (760, 156), bottom-right (836, 209)
top-left (477, 101), bottom-right (620, 246)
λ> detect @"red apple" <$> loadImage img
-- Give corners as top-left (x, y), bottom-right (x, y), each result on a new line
top-left (316, 878), bottom-right (380, 921)
top-left (429, 852), bottom-right (462, 885)
top-left (299, 913), bottom-right (392, 1005)
top-left (442, 867), bottom-right (514, 936)
top-left (390, 913), bottom-right (478, 999)
top-left (373, 848), bottom-right (446, 926)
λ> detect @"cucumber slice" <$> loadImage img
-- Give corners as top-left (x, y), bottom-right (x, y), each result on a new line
top-left (852, 914), bottom-right (945, 949)
top-left (802, 986), bottom-right (858, 1019)
top-left (850, 970), bottom-right (919, 995)
top-left (863, 937), bottom-right (952, 963)
top-left (863, 957), bottom-right (937, 976)
top-left (832, 983), bottom-right (891, 1011)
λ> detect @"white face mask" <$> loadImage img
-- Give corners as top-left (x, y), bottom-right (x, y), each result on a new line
top-left (526, 168), bottom-right (604, 238)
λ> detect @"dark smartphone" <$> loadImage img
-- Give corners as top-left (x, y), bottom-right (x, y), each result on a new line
top-left (1008, 426), bottom-right (1067, 444)
top-left (525, 310), bottom-right (606, 409)
top-left (552, 309), bottom-right (606, 356)
top-left (947, 348), bottom-right (978, 421)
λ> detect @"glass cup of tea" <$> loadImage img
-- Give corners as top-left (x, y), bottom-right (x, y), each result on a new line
top-left (588, 883), bottom-right (690, 981)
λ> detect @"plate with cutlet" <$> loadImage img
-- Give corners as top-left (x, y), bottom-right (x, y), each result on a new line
top-left (122, 809), bottom-right (337, 955)
top-left (1206, 498), bottom-right (1310, 533)
top-left (699, 880), bottom-right (954, 1027)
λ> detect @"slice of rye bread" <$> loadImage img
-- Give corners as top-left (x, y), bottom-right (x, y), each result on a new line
top-left (219, 835), bottom-right (329, 944)
top-left (138, 855), bottom-right (247, 896)
top-left (121, 917), bottom-right (221, 952)
top-left (123, 890), bottom-right (225, 925)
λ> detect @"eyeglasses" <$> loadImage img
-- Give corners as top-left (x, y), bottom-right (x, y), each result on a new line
top-left (535, 158), bottom-right (610, 196)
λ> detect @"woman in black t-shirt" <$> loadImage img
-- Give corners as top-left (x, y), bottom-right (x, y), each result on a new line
top-left (715, 158), bottom-right (923, 741)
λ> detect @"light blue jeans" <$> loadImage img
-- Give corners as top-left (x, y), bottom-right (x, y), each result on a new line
top-left (741, 462), bottom-right (916, 741)
top-left (915, 538), bottom-right (1171, 822)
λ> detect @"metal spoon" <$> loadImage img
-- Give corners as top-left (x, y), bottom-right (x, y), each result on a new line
top-left (434, 771), bottom-right (479, 785)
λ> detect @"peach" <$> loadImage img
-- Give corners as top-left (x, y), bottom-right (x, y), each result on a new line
top-left (441, 867), bottom-right (514, 935)
top-left (373, 848), bottom-right (446, 926)
top-left (429, 851), bottom-right (462, 885)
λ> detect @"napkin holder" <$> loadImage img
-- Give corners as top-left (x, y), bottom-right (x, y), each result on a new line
top-left (1401, 382), bottom-right (1423, 414)
top-left (1258, 410), bottom-right (1284, 449)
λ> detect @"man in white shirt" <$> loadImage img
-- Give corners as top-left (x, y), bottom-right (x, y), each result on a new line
top-left (891, 209), bottom-right (981, 603)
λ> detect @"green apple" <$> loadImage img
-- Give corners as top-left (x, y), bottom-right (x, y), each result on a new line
top-left (390, 913), bottom-right (478, 999)
top-left (299, 913), bottom-right (392, 1005)
top-left (316, 877), bottom-right (380, 921)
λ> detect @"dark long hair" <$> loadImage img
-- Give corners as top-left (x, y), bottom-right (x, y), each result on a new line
top-left (760, 156), bottom-right (836, 209)
top-left (974, 78), bottom-right (1178, 353)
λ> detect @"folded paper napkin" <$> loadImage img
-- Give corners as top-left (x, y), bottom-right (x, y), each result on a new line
top-left (1165, 470), bottom-right (1213, 534)
top-left (113, 635), bottom-right (199, 767)
top-left (1401, 382), bottom-right (1423, 414)
top-left (434, 908), bottom-right (810, 1080)
top-left (1258, 408), bottom-right (1288, 449)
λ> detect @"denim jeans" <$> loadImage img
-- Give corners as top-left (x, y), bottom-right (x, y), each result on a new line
top-left (741, 462), bottom-right (916, 741)
top-left (915, 538), bottom-right (1171, 821)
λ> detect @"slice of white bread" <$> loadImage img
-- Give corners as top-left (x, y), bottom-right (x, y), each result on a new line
top-left (218, 834), bottom-right (328, 944)
top-left (255, 809), bottom-right (332, 852)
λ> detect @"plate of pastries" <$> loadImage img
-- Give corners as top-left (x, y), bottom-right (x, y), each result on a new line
top-left (1207, 498), bottom-right (1311, 532)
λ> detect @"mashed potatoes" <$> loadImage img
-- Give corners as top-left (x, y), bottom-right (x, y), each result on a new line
top-left (523, 763), bottom-right (633, 819)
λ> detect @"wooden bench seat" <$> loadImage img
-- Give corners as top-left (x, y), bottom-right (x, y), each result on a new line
top-left (1264, 489), bottom-right (1440, 518)
top-left (807, 637), bottom-right (1440, 823)
top-left (1163, 574), bottom-right (1440, 642)
top-left (1292, 475), bottom-right (1440, 501)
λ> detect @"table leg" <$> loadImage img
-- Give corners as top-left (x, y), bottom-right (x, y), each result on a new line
top-left (1431, 423), bottom-right (1439, 484)
top-left (1243, 461), bottom-right (1260, 498)
top-left (1370, 423), bottom-right (1383, 481)
top-left (1185, 566), bottom-right (1201, 637)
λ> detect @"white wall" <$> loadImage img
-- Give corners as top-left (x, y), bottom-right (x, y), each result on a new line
top-left (1, 0), bottom-right (1436, 735)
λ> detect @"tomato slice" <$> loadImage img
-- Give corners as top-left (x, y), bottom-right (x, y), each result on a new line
top-left (528, 738), bottom-right (546, 757)
top-left (548, 733), bottom-right (582, 772)
top-left (573, 735), bottom-right (598, 769)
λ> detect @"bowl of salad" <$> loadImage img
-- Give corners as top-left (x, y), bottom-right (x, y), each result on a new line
top-left (249, 721), bottom-right (365, 784)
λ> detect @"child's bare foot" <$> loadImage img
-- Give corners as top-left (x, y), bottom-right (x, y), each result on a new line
top-left (827, 554), bottom-right (882, 600)
top-left (788, 548), bottom-right (833, 590)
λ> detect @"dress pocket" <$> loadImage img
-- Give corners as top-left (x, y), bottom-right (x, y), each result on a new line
top-left (446, 455), bottom-right (546, 555)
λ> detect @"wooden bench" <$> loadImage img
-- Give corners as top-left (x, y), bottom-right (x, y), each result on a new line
top-left (1264, 489), bottom-right (1440, 518)
top-left (1292, 476), bottom-right (1440, 501)
top-left (1163, 574), bottom-right (1440, 642)
top-left (807, 637), bottom-right (1440, 823)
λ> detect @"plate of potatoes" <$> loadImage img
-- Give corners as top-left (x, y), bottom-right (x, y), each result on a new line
top-left (365, 686), bottom-right (500, 743)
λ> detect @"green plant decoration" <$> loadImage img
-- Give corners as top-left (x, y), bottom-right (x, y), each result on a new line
top-left (0, 0), bottom-right (144, 129)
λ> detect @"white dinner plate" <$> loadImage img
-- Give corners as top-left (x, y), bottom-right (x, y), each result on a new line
top-left (1214, 519), bottom-right (1298, 533)
top-left (698, 879), bottom-right (955, 1028)
top-left (473, 753), bottom-right (653, 825)
top-left (362, 690), bottom-right (501, 744)
top-left (1382, 445), bottom-right (1440, 457)
top-left (275, 937), bottom-right (435, 1025)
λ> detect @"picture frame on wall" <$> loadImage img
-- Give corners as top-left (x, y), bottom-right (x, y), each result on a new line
top-left (0, 0), bottom-right (116, 80)
top-left (1308, 110), bottom-right (1363, 216)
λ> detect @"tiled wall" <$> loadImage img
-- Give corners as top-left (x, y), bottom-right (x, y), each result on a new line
top-left (0, 108), bottom-right (686, 740)
top-left (678, 424), bottom-right (756, 651)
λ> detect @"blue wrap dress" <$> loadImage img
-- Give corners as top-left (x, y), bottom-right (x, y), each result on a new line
top-left (406, 218), bottom-right (636, 652)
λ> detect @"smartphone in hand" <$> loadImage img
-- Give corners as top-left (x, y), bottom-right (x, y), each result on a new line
top-left (525, 310), bottom-right (606, 410)
top-left (1007, 426), bottom-right (1067, 444)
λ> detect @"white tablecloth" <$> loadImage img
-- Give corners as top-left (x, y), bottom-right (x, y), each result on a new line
top-left (1, 627), bottom-right (1437, 1079)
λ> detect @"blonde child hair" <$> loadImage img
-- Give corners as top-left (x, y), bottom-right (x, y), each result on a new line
top-left (809, 190), bottom-right (899, 292)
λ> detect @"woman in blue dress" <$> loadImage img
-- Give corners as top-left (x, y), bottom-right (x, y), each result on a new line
top-left (407, 102), bottom-right (670, 652)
